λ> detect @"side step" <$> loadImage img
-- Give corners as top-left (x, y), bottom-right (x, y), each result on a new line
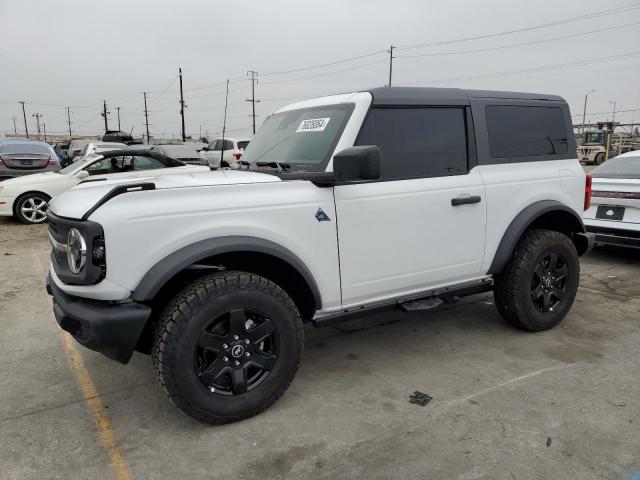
top-left (312, 278), bottom-right (493, 328)
top-left (399, 297), bottom-right (443, 312)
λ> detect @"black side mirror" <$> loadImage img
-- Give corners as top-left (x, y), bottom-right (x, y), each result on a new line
top-left (332, 145), bottom-right (381, 182)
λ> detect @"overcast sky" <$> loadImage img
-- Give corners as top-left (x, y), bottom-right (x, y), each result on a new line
top-left (1, 0), bottom-right (639, 140)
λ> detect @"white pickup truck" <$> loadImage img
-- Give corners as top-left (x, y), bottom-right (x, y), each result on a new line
top-left (46, 87), bottom-right (593, 423)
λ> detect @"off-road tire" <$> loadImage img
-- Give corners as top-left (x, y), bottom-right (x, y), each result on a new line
top-left (152, 271), bottom-right (304, 424)
top-left (493, 229), bottom-right (579, 332)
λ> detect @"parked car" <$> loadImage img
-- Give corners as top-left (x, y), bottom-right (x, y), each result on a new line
top-left (583, 151), bottom-right (640, 248)
top-left (80, 142), bottom-right (129, 157)
top-left (54, 141), bottom-right (70, 165)
top-left (0, 139), bottom-right (60, 180)
top-left (101, 130), bottom-right (134, 144)
top-left (150, 144), bottom-right (205, 166)
top-left (199, 137), bottom-right (250, 169)
top-left (67, 139), bottom-right (94, 161)
top-left (46, 87), bottom-right (592, 424)
top-left (0, 149), bottom-right (209, 224)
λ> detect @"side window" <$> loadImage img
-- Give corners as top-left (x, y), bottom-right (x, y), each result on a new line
top-left (485, 105), bottom-right (568, 158)
top-left (84, 156), bottom-right (134, 176)
top-left (132, 155), bottom-right (167, 171)
top-left (223, 140), bottom-right (234, 150)
top-left (237, 141), bottom-right (250, 150)
top-left (356, 107), bottom-right (468, 180)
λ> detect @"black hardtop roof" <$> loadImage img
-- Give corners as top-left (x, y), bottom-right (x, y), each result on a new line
top-left (98, 149), bottom-right (184, 167)
top-left (367, 86), bottom-right (565, 106)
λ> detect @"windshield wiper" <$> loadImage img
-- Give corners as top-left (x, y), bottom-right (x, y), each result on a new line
top-left (256, 161), bottom-right (290, 172)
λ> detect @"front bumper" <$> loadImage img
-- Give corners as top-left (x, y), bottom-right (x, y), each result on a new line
top-left (586, 225), bottom-right (640, 249)
top-left (46, 273), bottom-right (152, 363)
top-left (0, 195), bottom-right (16, 216)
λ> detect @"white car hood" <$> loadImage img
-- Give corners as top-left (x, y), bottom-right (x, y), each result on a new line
top-left (49, 169), bottom-right (281, 220)
top-left (0, 171), bottom-right (64, 189)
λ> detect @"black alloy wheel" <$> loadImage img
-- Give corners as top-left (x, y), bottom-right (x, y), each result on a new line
top-left (195, 308), bottom-right (278, 396)
top-left (530, 253), bottom-right (569, 313)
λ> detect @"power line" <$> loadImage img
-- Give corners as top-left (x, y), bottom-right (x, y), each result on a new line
top-left (395, 50), bottom-right (640, 86)
top-left (261, 58), bottom-right (387, 85)
top-left (397, 3), bottom-right (640, 50)
top-left (396, 21), bottom-right (640, 59)
top-left (260, 49), bottom-right (387, 77)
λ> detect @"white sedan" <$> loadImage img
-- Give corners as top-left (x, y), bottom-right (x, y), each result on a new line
top-left (0, 149), bottom-right (209, 224)
top-left (584, 151), bottom-right (640, 248)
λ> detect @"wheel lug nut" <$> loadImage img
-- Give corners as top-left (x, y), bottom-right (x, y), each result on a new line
top-left (223, 356), bottom-right (229, 362)
top-left (244, 339), bottom-right (250, 345)
top-left (234, 361), bottom-right (240, 367)
top-left (245, 352), bottom-right (251, 358)
top-left (233, 335), bottom-right (239, 341)
top-left (223, 344), bottom-right (228, 350)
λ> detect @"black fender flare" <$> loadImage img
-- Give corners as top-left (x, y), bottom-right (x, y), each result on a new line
top-left (488, 200), bottom-right (586, 275)
top-left (130, 236), bottom-right (322, 308)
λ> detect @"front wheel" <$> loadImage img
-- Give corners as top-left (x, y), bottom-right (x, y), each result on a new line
top-left (594, 153), bottom-right (605, 165)
top-left (152, 271), bottom-right (304, 424)
top-left (493, 229), bottom-right (580, 332)
top-left (15, 192), bottom-right (50, 224)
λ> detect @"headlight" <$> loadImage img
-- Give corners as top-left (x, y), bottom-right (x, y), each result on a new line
top-left (67, 228), bottom-right (87, 274)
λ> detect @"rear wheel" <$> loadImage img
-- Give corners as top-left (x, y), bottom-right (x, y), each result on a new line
top-left (493, 229), bottom-right (579, 332)
top-left (15, 192), bottom-right (50, 224)
top-left (152, 271), bottom-right (303, 424)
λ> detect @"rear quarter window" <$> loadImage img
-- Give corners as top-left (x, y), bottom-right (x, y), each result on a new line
top-left (486, 105), bottom-right (568, 158)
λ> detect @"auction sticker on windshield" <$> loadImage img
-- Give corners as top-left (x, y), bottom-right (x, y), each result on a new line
top-left (296, 118), bottom-right (331, 133)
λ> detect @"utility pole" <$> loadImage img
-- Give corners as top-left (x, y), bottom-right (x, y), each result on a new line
top-left (179, 67), bottom-right (186, 142)
top-left (11, 115), bottom-right (17, 135)
top-left (582, 89), bottom-right (595, 134)
top-left (43, 123), bottom-right (47, 143)
top-left (246, 70), bottom-right (260, 135)
top-left (609, 100), bottom-right (617, 123)
top-left (19, 101), bottom-right (28, 138)
top-left (32, 113), bottom-right (43, 140)
top-left (66, 106), bottom-right (72, 138)
top-left (101, 100), bottom-right (109, 133)
top-left (116, 107), bottom-right (121, 131)
top-left (221, 79), bottom-right (229, 164)
top-left (388, 45), bottom-right (395, 87)
top-left (143, 92), bottom-right (150, 144)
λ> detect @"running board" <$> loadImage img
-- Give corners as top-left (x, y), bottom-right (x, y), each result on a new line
top-left (312, 278), bottom-right (493, 328)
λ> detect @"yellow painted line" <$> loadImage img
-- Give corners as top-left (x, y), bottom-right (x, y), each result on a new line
top-left (58, 332), bottom-right (133, 480)
top-left (31, 253), bottom-right (133, 480)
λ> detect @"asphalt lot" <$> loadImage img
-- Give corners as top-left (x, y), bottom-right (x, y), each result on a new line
top-left (0, 217), bottom-right (639, 480)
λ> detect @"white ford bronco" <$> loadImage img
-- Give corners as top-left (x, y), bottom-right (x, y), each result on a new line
top-left (46, 87), bottom-right (594, 423)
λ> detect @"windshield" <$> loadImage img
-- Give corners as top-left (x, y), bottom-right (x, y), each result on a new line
top-left (241, 104), bottom-right (354, 172)
top-left (592, 155), bottom-right (640, 178)
top-left (57, 156), bottom-right (94, 174)
top-left (0, 143), bottom-right (51, 155)
top-left (583, 132), bottom-right (605, 145)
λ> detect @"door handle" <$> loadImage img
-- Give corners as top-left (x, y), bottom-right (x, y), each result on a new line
top-left (451, 195), bottom-right (481, 206)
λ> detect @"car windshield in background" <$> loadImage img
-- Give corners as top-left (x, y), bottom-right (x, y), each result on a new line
top-left (241, 104), bottom-right (354, 171)
top-left (0, 143), bottom-right (51, 155)
top-left (584, 132), bottom-right (605, 144)
top-left (237, 141), bottom-right (250, 150)
top-left (592, 155), bottom-right (640, 178)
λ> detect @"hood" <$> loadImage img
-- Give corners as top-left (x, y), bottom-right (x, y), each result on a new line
top-left (0, 171), bottom-right (63, 188)
top-left (49, 169), bottom-right (281, 220)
